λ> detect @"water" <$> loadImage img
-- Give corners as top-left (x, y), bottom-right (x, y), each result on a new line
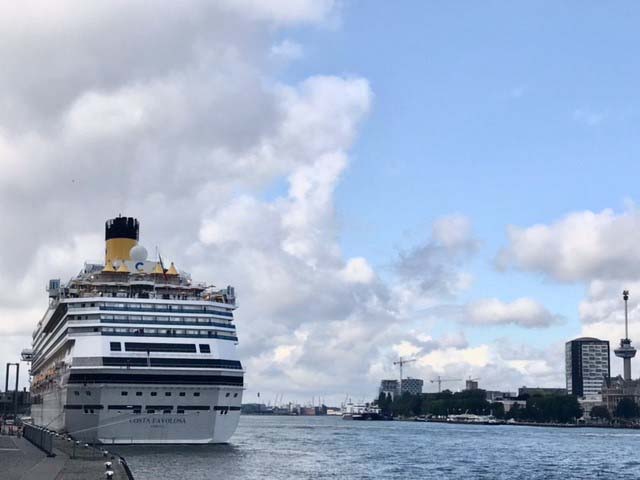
top-left (116, 416), bottom-right (640, 479)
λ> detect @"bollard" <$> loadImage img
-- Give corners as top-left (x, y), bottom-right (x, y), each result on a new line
top-left (105, 461), bottom-right (113, 469)
top-left (105, 470), bottom-right (114, 478)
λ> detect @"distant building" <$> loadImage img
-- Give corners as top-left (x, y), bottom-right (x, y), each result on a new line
top-left (518, 386), bottom-right (567, 397)
top-left (496, 399), bottom-right (526, 413)
top-left (565, 337), bottom-right (610, 397)
top-left (0, 389), bottom-right (30, 416)
top-left (465, 380), bottom-right (479, 391)
top-left (485, 391), bottom-right (515, 402)
top-left (602, 376), bottom-right (640, 414)
top-left (379, 379), bottom-right (399, 398)
top-left (401, 378), bottom-right (424, 396)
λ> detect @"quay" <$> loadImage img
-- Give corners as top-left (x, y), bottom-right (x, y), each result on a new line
top-left (0, 427), bottom-right (132, 480)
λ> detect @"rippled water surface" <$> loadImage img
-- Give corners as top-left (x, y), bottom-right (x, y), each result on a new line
top-left (116, 415), bottom-right (640, 479)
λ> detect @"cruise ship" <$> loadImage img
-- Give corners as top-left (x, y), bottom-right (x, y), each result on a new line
top-left (28, 216), bottom-right (244, 444)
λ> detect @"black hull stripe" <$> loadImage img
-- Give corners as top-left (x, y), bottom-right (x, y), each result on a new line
top-left (102, 357), bottom-right (242, 369)
top-left (68, 373), bottom-right (243, 386)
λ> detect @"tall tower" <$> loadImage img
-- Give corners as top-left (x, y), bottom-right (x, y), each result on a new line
top-left (614, 290), bottom-right (636, 381)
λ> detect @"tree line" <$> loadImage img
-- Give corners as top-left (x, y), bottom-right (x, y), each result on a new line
top-left (377, 389), bottom-right (583, 423)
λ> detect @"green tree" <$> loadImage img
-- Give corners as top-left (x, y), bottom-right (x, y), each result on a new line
top-left (615, 398), bottom-right (640, 419)
top-left (590, 405), bottom-right (610, 421)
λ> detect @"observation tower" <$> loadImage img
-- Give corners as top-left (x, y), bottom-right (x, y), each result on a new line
top-left (614, 290), bottom-right (636, 381)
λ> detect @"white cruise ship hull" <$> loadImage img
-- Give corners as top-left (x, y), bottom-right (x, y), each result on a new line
top-left (32, 381), bottom-right (242, 444)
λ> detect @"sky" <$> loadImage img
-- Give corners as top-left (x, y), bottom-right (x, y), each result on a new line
top-left (2, 1), bottom-right (640, 405)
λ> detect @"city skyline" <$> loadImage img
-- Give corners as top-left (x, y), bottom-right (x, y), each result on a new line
top-left (3, 2), bottom-right (640, 404)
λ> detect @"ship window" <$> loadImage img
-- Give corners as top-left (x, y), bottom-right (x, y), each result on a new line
top-left (225, 392), bottom-right (230, 397)
top-left (179, 392), bottom-right (185, 397)
top-left (163, 409), bottom-right (171, 414)
top-left (133, 408), bottom-right (141, 414)
top-left (136, 392), bottom-right (142, 396)
top-left (151, 392), bottom-right (157, 397)
top-left (86, 391), bottom-right (91, 396)
top-left (110, 342), bottom-right (121, 351)
top-left (177, 409), bottom-right (185, 414)
top-left (234, 393), bottom-right (238, 398)
top-left (121, 391), bottom-right (128, 396)
top-left (146, 409), bottom-right (155, 414)
top-left (165, 392), bottom-right (171, 397)
top-left (91, 303), bottom-right (95, 307)
top-left (199, 344), bottom-right (211, 353)
top-left (124, 342), bottom-right (196, 353)
top-left (194, 392), bottom-right (200, 397)
top-left (74, 391), bottom-right (80, 396)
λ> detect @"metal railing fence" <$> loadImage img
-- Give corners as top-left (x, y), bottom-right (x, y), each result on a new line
top-left (23, 423), bottom-right (54, 456)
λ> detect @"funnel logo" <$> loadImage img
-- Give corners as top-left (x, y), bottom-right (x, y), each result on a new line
top-left (135, 262), bottom-right (144, 271)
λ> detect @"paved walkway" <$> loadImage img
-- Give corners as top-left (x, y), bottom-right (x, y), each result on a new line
top-left (0, 433), bottom-right (131, 480)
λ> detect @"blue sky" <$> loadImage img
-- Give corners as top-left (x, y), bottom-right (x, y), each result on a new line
top-left (267, 1), bottom-right (640, 351)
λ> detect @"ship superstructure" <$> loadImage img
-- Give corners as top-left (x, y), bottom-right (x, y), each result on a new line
top-left (29, 216), bottom-right (244, 444)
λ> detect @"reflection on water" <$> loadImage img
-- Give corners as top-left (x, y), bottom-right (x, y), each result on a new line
top-left (115, 415), bottom-right (640, 479)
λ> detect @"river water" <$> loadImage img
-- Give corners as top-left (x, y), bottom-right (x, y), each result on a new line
top-left (116, 415), bottom-right (640, 479)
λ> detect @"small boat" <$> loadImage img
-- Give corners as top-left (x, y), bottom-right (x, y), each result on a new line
top-left (341, 402), bottom-right (391, 420)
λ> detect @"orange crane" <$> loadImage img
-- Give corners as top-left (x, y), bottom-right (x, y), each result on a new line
top-left (430, 376), bottom-right (462, 393)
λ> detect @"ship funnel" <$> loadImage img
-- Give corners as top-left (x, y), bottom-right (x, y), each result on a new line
top-left (105, 216), bottom-right (139, 264)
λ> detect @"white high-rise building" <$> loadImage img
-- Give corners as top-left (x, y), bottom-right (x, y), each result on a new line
top-left (565, 337), bottom-right (610, 398)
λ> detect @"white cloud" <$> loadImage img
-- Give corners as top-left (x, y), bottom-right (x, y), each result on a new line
top-left (497, 207), bottom-right (640, 282)
top-left (395, 214), bottom-right (477, 300)
top-left (270, 39), bottom-right (304, 61)
top-left (466, 297), bottom-right (563, 328)
top-left (340, 257), bottom-right (375, 284)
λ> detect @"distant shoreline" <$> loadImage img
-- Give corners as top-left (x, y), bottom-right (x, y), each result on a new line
top-left (409, 418), bottom-right (640, 430)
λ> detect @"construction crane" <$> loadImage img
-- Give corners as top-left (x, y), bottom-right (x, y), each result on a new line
top-left (393, 357), bottom-right (416, 384)
top-left (430, 376), bottom-right (462, 393)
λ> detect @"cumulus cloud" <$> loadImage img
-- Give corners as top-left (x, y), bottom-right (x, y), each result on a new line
top-left (423, 297), bottom-right (563, 329)
top-left (465, 298), bottom-right (564, 328)
top-left (395, 214), bottom-right (477, 299)
top-left (497, 207), bottom-right (640, 283)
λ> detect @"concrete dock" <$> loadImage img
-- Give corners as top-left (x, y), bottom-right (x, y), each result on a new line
top-left (0, 431), bottom-right (132, 480)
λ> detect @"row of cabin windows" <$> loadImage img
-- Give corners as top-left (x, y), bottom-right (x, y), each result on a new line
top-left (73, 390), bottom-right (238, 398)
top-left (69, 314), bottom-right (233, 326)
top-left (121, 391), bottom-right (238, 398)
top-left (110, 342), bottom-right (210, 353)
top-left (68, 325), bottom-right (233, 339)
top-left (102, 327), bottom-right (235, 340)
top-left (80, 406), bottom-right (236, 415)
top-left (68, 302), bottom-right (233, 316)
